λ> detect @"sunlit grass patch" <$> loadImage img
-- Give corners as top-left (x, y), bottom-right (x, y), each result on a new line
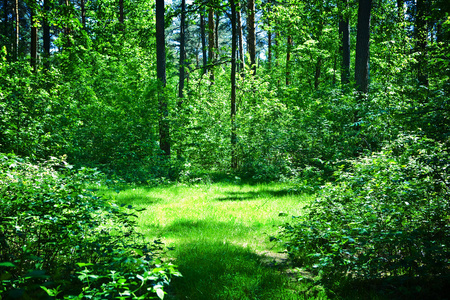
top-left (100, 181), bottom-right (319, 299)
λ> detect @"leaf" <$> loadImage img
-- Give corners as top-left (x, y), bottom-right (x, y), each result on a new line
top-left (156, 288), bottom-right (164, 299)
top-left (0, 262), bottom-right (15, 267)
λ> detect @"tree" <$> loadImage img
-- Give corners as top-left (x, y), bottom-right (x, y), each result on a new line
top-left (339, 0), bottom-right (350, 86)
top-left (14, 0), bottom-right (19, 60)
top-left (30, 0), bottom-right (37, 71)
top-left (200, 9), bottom-right (207, 73)
top-left (230, 0), bottom-right (237, 169)
top-left (156, 0), bottom-right (170, 156)
top-left (208, 3), bottom-right (215, 82)
top-left (355, 0), bottom-right (372, 94)
top-left (43, 0), bottom-right (51, 65)
top-left (247, 0), bottom-right (256, 74)
top-left (416, 0), bottom-right (428, 87)
top-left (179, 0), bottom-right (186, 100)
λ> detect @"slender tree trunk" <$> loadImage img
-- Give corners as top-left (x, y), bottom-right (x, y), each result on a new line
top-left (286, 36), bottom-right (292, 85)
top-left (339, 0), bottom-right (350, 86)
top-left (43, 0), bottom-right (51, 63)
top-left (247, 0), bottom-right (256, 74)
top-left (3, 0), bottom-right (7, 40)
top-left (178, 0), bottom-right (186, 100)
top-left (119, 0), bottom-right (124, 31)
top-left (416, 0), bottom-right (428, 87)
top-left (314, 58), bottom-right (322, 89)
top-left (267, 2), bottom-right (272, 70)
top-left (64, 0), bottom-right (71, 48)
top-left (215, 11), bottom-right (219, 53)
top-left (31, 3), bottom-right (37, 71)
top-left (230, 0), bottom-right (237, 169)
top-left (200, 10), bottom-right (207, 74)
top-left (237, 4), bottom-right (244, 72)
top-left (81, 0), bottom-right (86, 29)
top-left (14, 0), bottom-right (19, 60)
top-left (156, 0), bottom-right (170, 156)
top-left (355, 0), bottom-right (372, 94)
top-left (208, 6), bottom-right (215, 82)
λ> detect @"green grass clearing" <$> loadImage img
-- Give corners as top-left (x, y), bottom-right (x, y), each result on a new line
top-left (100, 182), bottom-right (328, 299)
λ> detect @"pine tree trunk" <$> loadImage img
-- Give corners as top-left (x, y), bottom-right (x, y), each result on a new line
top-left (178, 0), bottom-right (186, 100)
top-left (247, 0), bottom-right (256, 75)
top-left (156, 0), bottom-right (170, 156)
top-left (230, 0), bottom-right (237, 169)
top-left (14, 0), bottom-right (19, 60)
top-left (208, 6), bottom-right (215, 82)
top-left (416, 0), bottom-right (428, 87)
top-left (200, 10), bottom-right (207, 74)
top-left (31, 2), bottom-right (37, 71)
top-left (354, 0), bottom-right (372, 94)
top-left (339, 0), bottom-right (350, 86)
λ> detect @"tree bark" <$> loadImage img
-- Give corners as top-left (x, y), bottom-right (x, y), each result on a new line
top-left (286, 36), bottom-right (292, 85)
top-left (416, 0), bottom-right (428, 87)
top-left (31, 2), bottom-right (37, 71)
top-left (43, 0), bottom-right (51, 61)
top-left (14, 0), bottom-right (19, 60)
top-left (200, 10), bottom-right (207, 74)
top-left (339, 0), bottom-right (350, 86)
top-left (208, 5), bottom-right (215, 82)
top-left (355, 0), bottom-right (372, 94)
top-left (247, 0), bottom-right (256, 75)
top-left (119, 0), bottom-right (124, 31)
top-left (81, 0), bottom-right (86, 29)
top-left (230, 0), bottom-right (237, 169)
top-left (156, 0), bottom-right (170, 156)
top-left (178, 0), bottom-right (186, 100)
top-left (237, 4), bottom-right (244, 72)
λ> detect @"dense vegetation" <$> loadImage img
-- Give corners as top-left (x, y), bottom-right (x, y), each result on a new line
top-left (1, 0), bottom-right (449, 298)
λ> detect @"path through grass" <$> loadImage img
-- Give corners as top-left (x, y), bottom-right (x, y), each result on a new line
top-left (102, 181), bottom-right (326, 299)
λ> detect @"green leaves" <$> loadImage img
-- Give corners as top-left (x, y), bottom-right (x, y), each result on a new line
top-left (278, 134), bottom-right (450, 287)
top-left (0, 154), bottom-right (179, 299)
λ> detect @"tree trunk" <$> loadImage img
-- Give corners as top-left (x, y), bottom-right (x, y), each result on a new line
top-left (119, 0), bottom-right (124, 31)
top-left (81, 0), bottom-right (86, 29)
top-left (43, 0), bottom-right (51, 62)
top-left (31, 2), bottom-right (37, 71)
top-left (314, 57), bottom-right (322, 89)
top-left (247, 0), bottom-right (256, 75)
top-left (178, 0), bottom-right (186, 100)
top-left (208, 6), bottom-right (215, 82)
top-left (416, 0), bottom-right (428, 87)
top-left (14, 0), bottom-right (19, 60)
top-left (215, 11), bottom-right (219, 53)
top-left (354, 0), bottom-right (372, 94)
top-left (156, 0), bottom-right (170, 156)
top-left (230, 0), bottom-right (237, 169)
top-left (237, 4), bottom-right (244, 72)
top-left (200, 10), bottom-right (207, 74)
top-left (286, 36), bottom-right (292, 85)
top-left (339, 0), bottom-right (350, 86)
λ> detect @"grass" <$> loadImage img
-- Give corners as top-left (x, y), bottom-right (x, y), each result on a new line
top-left (100, 181), bottom-right (328, 299)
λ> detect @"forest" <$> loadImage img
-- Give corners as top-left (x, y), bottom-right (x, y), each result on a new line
top-left (0, 0), bottom-right (449, 298)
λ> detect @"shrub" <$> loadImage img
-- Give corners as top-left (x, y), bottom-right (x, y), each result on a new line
top-left (0, 153), bottom-right (180, 299)
top-left (278, 134), bottom-right (449, 286)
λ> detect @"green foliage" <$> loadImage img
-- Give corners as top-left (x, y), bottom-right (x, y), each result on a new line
top-left (0, 153), bottom-right (179, 299)
top-left (278, 134), bottom-right (450, 294)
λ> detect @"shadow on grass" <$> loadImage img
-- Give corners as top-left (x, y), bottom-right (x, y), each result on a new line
top-left (215, 189), bottom-right (302, 202)
top-left (167, 240), bottom-right (316, 300)
top-left (115, 195), bottom-right (165, 205)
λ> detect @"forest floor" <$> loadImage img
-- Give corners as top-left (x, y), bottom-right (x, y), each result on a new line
top-left (101, 181), bottom-right (328, 299)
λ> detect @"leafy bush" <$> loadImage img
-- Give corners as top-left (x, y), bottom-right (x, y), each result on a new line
top-left (0, 153), bottom-right (180, 299)
top-left (278, 134), bottom-right (449, 287)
